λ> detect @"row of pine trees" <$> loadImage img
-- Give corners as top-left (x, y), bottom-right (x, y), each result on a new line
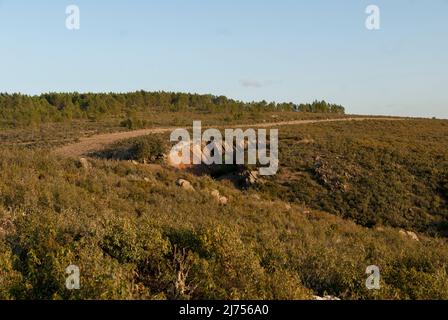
top-left (0, 91), bottom-right (345, 128)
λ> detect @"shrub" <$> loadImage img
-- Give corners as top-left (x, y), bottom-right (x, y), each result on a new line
top-left (91, 135), bottom-right (168, 163)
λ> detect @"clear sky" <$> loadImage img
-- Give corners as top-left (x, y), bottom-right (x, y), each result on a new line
top-left (0, 0), bottom-right (447, 118)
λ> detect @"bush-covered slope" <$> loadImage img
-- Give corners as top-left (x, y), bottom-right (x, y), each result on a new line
top-left (259, 120), bottom-right (448, 236)
top-left (0, 145), bottom-right (447, 300)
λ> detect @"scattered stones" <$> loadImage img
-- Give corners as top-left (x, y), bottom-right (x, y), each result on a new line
top-left (176, 179), bottom-right (195, 192)
top-left (399, 230), bottom-right (420, 242)
top-left (79, 157), bottom-right (92, 170)
top-left (211, 189), bottom-right (228, 205)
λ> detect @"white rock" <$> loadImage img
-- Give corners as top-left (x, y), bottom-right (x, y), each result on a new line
top-left (400, 229), bottom-right (419, 242)
top-left (79, 158), bottom-right (92, 170)
top-left (176, 179), bottom-right (195, 192)
top-left (211, 189), bottom-right (228, 205)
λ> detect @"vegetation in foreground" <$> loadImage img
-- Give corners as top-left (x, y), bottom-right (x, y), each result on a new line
top-left (0, 116), bottom-right (447, 300)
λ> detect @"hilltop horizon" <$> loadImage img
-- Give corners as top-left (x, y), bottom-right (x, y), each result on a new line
top-left (1, 1), bottom-right (447, 119)
top-left (2, 90), bottom-right (446, 120)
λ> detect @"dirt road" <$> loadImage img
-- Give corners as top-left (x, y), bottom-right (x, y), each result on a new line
top-left (53, 117), bottom-right (403, 158)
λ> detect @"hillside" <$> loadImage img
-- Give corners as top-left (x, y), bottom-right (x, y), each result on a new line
top-left (1, 107), bottom-right (447, 299)
top-left (264, 119), bottom-right (448, 236)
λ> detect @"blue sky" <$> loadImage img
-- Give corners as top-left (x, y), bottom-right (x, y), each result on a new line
top-left (0, 0), bottom-right (447, 118)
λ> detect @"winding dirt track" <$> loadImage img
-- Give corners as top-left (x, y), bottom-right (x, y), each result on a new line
top-left (53, 117), bottom-right (403, 158)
